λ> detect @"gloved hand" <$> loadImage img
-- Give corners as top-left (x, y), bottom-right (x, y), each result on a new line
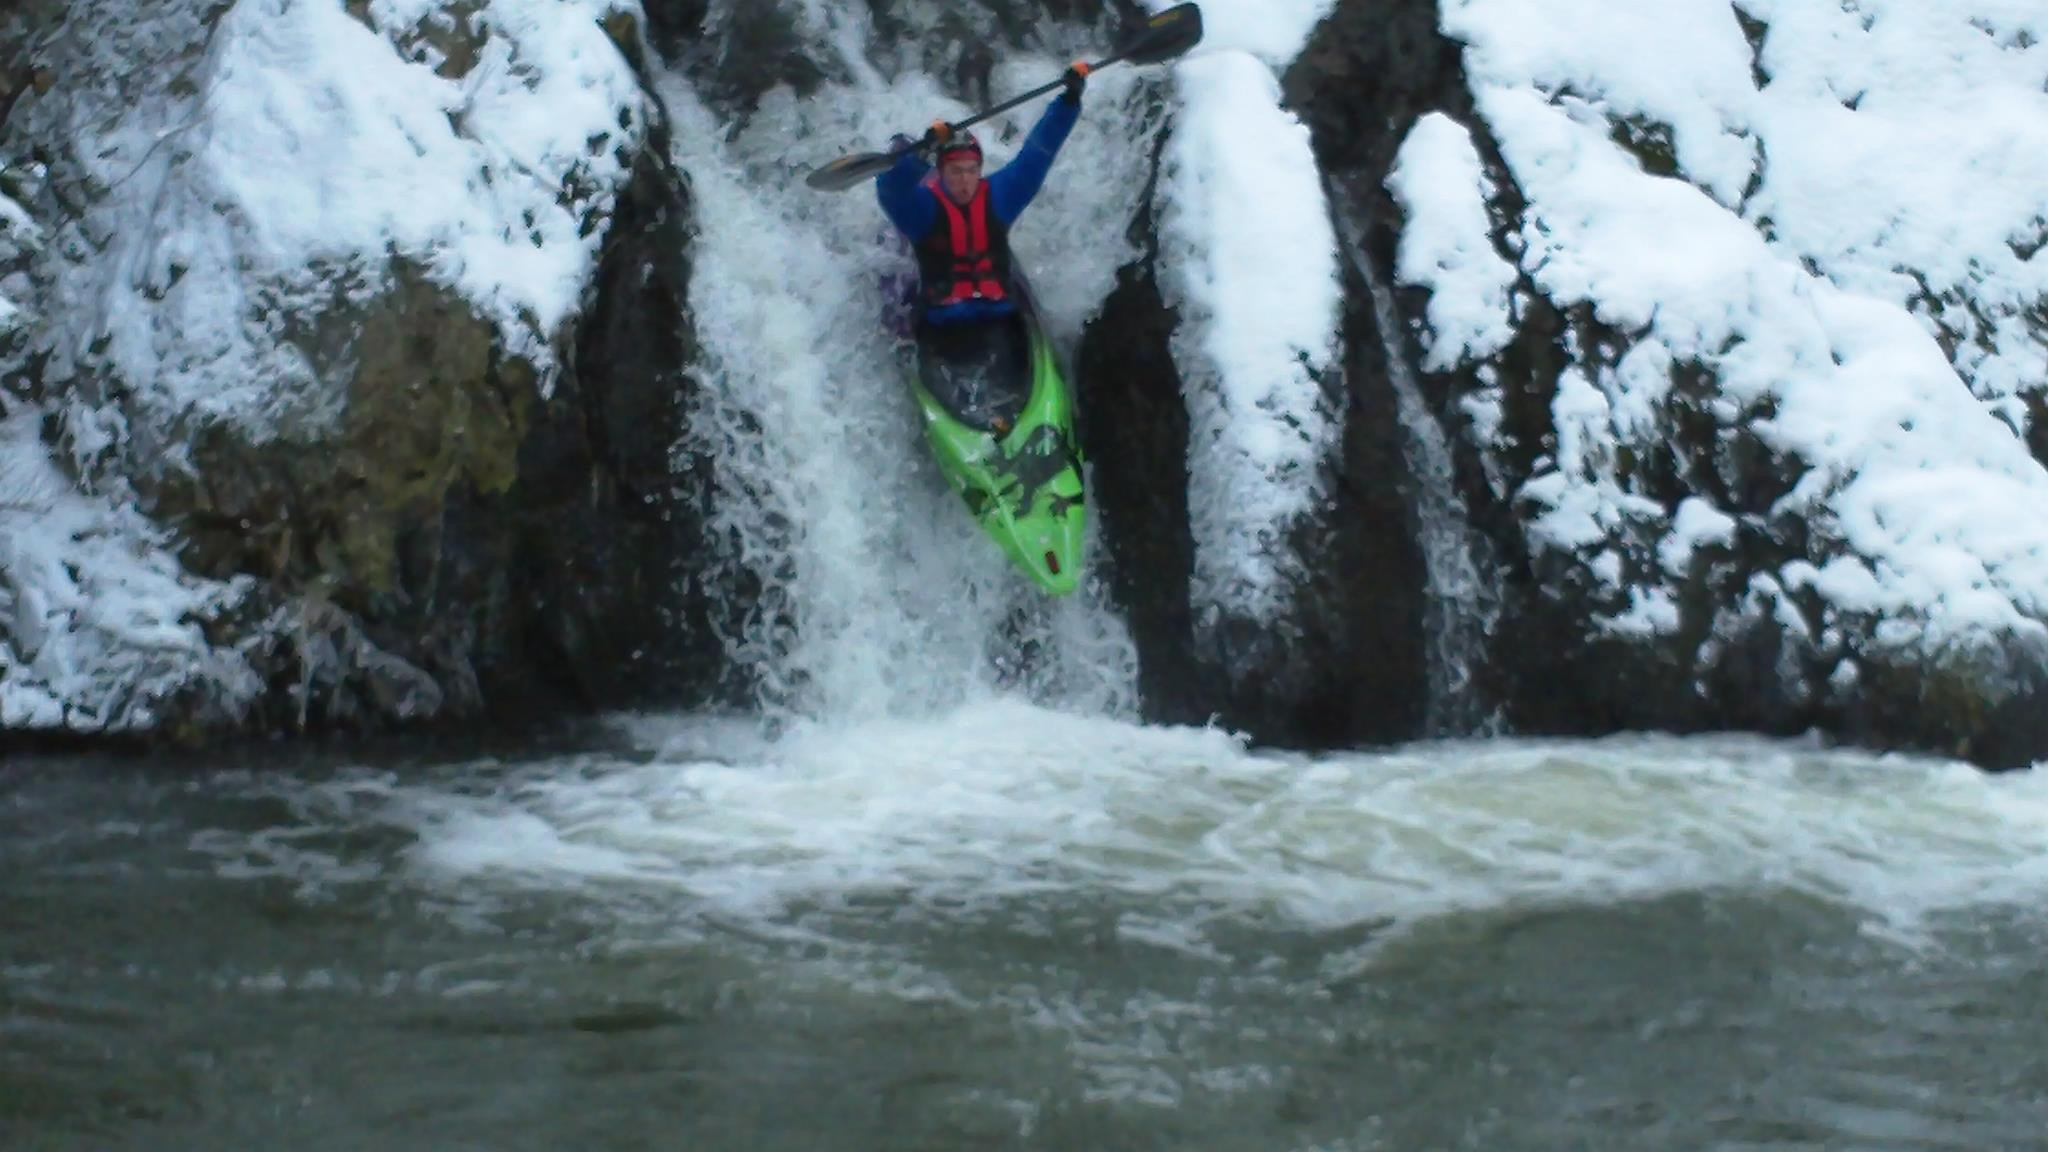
top-left (1061, 62), bottom-right (1090, 104)
top-left (919, 120), bottom-right (953, 153)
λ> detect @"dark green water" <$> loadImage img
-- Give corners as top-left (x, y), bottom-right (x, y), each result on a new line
top-left (6, 711), bottom-right (2047, 1151)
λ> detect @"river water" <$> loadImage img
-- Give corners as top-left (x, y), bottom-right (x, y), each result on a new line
top-left (6, 704), bottom-right (2047, 1150)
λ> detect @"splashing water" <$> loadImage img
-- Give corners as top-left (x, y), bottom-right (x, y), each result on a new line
top-left (196, 707), bottom-right (2048, 965)
top-left (1342, 208), bottom-right (1504, 736)
top-left (656, 47), bottom-right (1167, 725)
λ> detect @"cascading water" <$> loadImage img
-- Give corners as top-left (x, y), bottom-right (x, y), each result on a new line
top-left (15, 8), bottom-right (2048, 1151)
top-left (1340, 209), bottom-right (1503, 736)
top-left (655, 31), bottom-right (1163, 727)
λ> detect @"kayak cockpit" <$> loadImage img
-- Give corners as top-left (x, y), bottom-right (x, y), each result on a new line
top-left (914, 313), bottom-right (1032, 434)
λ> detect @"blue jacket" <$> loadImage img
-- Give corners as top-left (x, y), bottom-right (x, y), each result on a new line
top-left (876, 96), bottom-right (1080, 324)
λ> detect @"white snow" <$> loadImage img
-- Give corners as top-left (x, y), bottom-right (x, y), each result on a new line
top-left (1661, 497), bottom-right (1738, 578)
top-left (1156, 50), bottom-right (1343, 626)
top-left (0, 188), bottom-right (34, 335)
top-left (1145, 0), bottom-right (1337, 67)
top-left (39, 0), bottom-right (644, 444)
top-left (1738, 0), bottom-right (2048, 424)
top-left (1386, 113), bottom-right (1519, 370)
top-left (213, 0), bottom-right (640, 341)
top-left (1605, 585), bottom-right (1681, 639)
top-left (0, 191), bottom-right (32, 238)
top-left (1443, 0), bottom-right (1763, 205)
top-left (0, 406), bottom-right (258, 731)
top-left (1428, 0), bottom-right (2048, 660)
top-left (1440, 0), bottom-right (2048, 421)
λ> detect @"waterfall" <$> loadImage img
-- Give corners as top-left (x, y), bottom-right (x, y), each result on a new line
top-left (1341, 215), bottom-right (1503, 737)
top-left (653, 55), bottom-right (1150, 727)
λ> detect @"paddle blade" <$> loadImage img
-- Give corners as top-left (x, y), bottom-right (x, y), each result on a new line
top-left (1118, 3), bottom-right (1204, 65)
top-left (806, 150), bottom-right (900, 191)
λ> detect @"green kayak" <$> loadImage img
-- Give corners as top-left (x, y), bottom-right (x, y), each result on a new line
top-left (905, 275), bottom-right (1086, 596)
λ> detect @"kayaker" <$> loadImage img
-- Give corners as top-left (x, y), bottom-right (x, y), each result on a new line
top-left (875, 63), bottom-right (1089, 327)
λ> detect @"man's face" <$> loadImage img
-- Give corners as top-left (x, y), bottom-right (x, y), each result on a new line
top-left (941, 154), bottom-right (982, 205)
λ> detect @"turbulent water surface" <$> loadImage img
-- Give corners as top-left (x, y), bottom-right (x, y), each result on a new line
top-left (7, 707), bottom-right (2048, 1151)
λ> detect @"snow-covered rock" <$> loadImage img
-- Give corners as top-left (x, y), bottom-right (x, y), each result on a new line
top-left (0, 404), bottom-right (259, 734)
top-left (1294, 0), bottom-right (2048, 765)
top-left (2, 0), bottom-right (715, 740)
top-left (5, 0), bottom-right (2046, 769)
top-left (1156, 48), bottom-right (1342, 634)
top-left (27, 0), bottom-right (644, 456)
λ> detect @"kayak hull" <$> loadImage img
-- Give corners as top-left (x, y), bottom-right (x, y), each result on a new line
top-left (907, 281), bottom-right (1086, 596)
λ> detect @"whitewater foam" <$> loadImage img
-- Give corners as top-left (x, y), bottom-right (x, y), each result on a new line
top-left (657, 54), bottom-right (1145, 726)
top-left (209, 705), bottom-right (2048, 964)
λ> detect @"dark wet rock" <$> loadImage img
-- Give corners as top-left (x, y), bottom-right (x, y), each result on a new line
top-left (1284, 0), bottom-right (1827, 752)
top-left (543, 117), bottom-right (731, 713)
top-left (1081, 93), bottom-right (1429, 747)
top-left (1289, 0), bottom-right (1819, 750)
top-left (1282, 256), bottom-right (1433, 747)
top-left (1843, 639), bottom-right (2048, 771)
top-left (220, 75), bottom-right (716, 737)
top-left (1077, 139), bottom-right (1209, 728)
top-left (641, 0), bottom-right (709, 61)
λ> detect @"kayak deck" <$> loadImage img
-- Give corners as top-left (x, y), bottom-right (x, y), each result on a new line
top-left (905, 282), bottom-right (1086, 595)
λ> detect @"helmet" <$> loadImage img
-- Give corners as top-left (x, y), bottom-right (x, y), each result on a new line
top-left (936, 131), bottom-right (983, 166)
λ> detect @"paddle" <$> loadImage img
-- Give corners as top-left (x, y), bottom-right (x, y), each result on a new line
top-left (805, 3), bottom-right (1205, 192)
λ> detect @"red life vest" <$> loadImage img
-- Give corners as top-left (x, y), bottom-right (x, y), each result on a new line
top-left (918, 182), bottom-right (1009, 307)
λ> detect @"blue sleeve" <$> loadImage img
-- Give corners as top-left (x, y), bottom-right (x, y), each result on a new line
top-left (876, 150), bottom-right (935, 241)
top-left (987, 96), bottom-right (1080, 225)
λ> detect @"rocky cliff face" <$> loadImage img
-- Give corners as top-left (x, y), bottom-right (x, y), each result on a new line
top-left (1286, 0), bottom-right (2048, 767)
top-left (1077, 132), bottom-right (1432, 748)
top-left (1, 0), bottom-right (720, 743)
top-left (4, 0), bottom-right (2045, 769)
top-left (1044, 0), bottom-right (2048, 767)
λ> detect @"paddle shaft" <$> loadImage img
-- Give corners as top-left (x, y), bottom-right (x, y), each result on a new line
top-left (805, 3), bottom-right (1203, 189)
top-left (945, 49), bottom-right (1122, 138)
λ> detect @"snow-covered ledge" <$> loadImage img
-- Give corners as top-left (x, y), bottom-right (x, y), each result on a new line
top-left (0, 406), bottom-right (258, 733)
top-left (2, 0), bottom-right (708, 740)
top-left (1365, 0), bottom-right (2048, 762)
top-left (34, 0), bottom-right (645, 457)
top-left (1156, 48), bottom-right (1342, 633)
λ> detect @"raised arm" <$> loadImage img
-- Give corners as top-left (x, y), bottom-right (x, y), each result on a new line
top-left (876, 143), bottom-right (937, 239)
top-left (987, 93), bottom-right (1081, 225)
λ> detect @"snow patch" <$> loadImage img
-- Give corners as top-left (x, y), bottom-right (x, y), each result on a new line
top-left (0, 187), bottom-right (34, 338)
top-left (1659, 498), bottom-right (1737, 578)
top-left (1446, 0), bottom-right (2048, 459)
top-left (1147, 0), bottom-right (1337, 68)
top-left (1738, 0), bottom-right (2048, 422)
top-left (0, 407), bottom-right (257, 731)
top-left (1386, 112), bottom-right (1519, 370)
top-left (1481, 81), bottom-right (2048, 657)
top-left (1443, 0), bottom-right (1763, 205)
top-left (38, 0), bottom-right (644, 444)
top-left (0, 192), bottom-right (33, 240)
top-left (1605, 585), bottom-right (1681, 638)
top-left (1156, 50), bottom-right (1343, 626)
